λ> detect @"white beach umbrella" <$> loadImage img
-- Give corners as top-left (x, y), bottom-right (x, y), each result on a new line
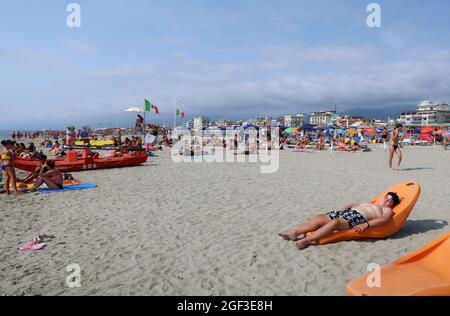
top-left (124, 107), bottom-right (145, 113)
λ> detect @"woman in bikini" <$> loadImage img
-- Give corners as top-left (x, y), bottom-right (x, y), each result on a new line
top-left (1, 140), bottom-right (19, 194)
top-left (388, 123), bottom-right (403, 170)
top-left (31, 160), bottom-right (64, 191)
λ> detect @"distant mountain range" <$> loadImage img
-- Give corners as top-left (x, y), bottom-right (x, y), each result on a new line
top-left (339, 105), bottom-right (415, 120)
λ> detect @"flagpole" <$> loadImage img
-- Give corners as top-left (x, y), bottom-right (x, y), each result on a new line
top-left (143, 109), bottom-right (146, 136)
top-left (174, 97), bottom-right (177, 130)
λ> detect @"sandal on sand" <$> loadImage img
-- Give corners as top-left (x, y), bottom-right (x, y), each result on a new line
top-left (19, 241), bottom-right (47, 251)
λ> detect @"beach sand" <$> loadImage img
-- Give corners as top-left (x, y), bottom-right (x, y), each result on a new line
top-left (0, 145), bottom-right (449, 296)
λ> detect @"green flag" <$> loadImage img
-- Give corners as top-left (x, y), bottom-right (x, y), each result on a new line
top-left (145, 99), bottom-right (151, 112)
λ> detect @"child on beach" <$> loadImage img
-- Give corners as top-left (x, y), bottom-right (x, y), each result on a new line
top-left (279, 192), bottom-right (401, 250)
top-left (1, 140), bottom-right (19, 194)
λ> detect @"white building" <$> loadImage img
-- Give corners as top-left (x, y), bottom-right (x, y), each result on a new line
top-left (250, 117), bottom-right (272, 127)
top-left (398, 100), bottom-right (450, 126)
top-left (309, 111), bottom-right (338, 126)
top-left (185, 120), bottom-right (194, 129)
top-left (284, 114), bottom-right (305, 127)
top-left (193, 116), bottom-right (210, 130)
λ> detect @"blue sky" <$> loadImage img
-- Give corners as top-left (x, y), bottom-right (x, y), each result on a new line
top-left (1, 0), bottom-right (450, 129)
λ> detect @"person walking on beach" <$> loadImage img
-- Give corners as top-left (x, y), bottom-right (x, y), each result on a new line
top-left (388, 123), bottom-right (403, 170)
top-left (279, 192), bottom-right (400, 250)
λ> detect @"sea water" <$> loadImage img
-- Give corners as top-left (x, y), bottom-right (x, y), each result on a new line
top-left (0, 131), bottom-right (10, 141)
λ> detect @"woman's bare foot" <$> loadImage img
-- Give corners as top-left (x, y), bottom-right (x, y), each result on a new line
top-left (278, 230), bottom-right (298, 241)
top-left (296, 239), bottom-right (311, 250)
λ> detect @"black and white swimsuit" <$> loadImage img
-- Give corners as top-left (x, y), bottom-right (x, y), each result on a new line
top-left (327, 209), bottom-right (368, 228)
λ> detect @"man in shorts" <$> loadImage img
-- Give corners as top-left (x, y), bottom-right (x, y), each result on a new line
top-left (279, 192), bottom-right (401, 250)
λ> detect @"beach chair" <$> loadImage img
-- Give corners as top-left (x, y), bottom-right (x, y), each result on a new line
top-left (305, 182), bottom-right (421, 245)
top-left (347, 232), bottom-right (450, 296)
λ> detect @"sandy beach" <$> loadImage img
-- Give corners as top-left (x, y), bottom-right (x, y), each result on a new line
top-left (0, 145), bottom-right (449, 296)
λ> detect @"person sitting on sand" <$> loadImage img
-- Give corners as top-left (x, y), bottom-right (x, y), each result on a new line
top-left (21, 154), bottom-right (48, 184)
top-left (279, 192), bottom-right (401, 250)
top-left (315, 136), bottom-right (326, 151)
top-left (30, 160), bottom-right (63, 191)
top-left (50, 141), bottom-right (61, 155)
top-left (296, 137), bottom-right (308, 149)
top-left (17, 143), bottom-right (28, 157)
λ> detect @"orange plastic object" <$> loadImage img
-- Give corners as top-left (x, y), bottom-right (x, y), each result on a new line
top-left (15, 179), bottom-right (82, 190)
top-left (347, 231), bottom-right (450, 296)
top-left (306, 182), bottom-right (421, 245)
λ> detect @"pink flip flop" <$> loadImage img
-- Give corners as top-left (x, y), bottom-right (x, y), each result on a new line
top-left (19, 241), bottom-right (47, 251)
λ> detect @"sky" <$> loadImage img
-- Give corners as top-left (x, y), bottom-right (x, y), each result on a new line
top-left (1, 0), bottom-right (450, 129)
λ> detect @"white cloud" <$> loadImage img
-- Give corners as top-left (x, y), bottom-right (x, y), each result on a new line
top-left (3, 44), bottom-right (450, 128)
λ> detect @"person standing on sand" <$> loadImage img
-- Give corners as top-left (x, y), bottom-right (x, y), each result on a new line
top-left (381, 127), bottom-right (389, 151)
top-left (388, 123), bottom-right (403, 170)
top-left (1, 140), bottom-right (19, 194)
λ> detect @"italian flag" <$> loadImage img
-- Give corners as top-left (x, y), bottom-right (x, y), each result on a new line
top-left (176, 109), bottom-right (185, 118)
top-left (145, 99), bottom-right (160, 114)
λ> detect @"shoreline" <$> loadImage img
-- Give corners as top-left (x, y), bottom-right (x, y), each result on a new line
top-left (1, 146), bottom-right (449, 295)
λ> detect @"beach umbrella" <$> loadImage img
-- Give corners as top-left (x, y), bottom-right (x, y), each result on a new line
top-left (243, 124), bottom-right (260, 130)
top-left (285, 127), bottom-right (294, 134)
top-left (302, 124), bottom-right (315, 131)
top-left (421, 127), bottom-right (434, 134)
top-left (362, 128), bottom-right (376, 134)
top-left (124, 107), bottom-right (145, 113)
top-left (435, 130), bottom-right (448, 135)
top-left (292, 128), bottom-right (301, 134)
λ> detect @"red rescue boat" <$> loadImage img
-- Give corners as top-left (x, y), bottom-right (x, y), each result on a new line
top-left (14, 150), bottom-right (148, 173)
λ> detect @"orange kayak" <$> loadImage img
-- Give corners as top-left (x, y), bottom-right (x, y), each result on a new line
top-left (14, 150), bottom-right (148, 173)
top-left (347, 231), bottom-right (450, 296)
top-left (306, 182), bottom-right (421, 245)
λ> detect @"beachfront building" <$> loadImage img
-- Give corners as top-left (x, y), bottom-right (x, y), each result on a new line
top-left (284, 114), bottom-right (305, 127)
top-left (185, 120), bottom-right (194, 129)
top-left (398, 100), bottom-right (450, 126)
top-left (309, 111), bottom-right (338, 126)
top-left (193, 116), bottom-right (210, 130)
top-left (214, 119), bottom-right (233, 128)
top-left (336, 115), bottom-right (372, 128)
top-left (250, 117), bottom-right (273, 127)
top-left (271, 117), bottom-right (284, 126)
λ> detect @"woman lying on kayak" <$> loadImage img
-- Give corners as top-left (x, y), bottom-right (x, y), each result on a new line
top-left (30, 160), bottom-right (64, 191)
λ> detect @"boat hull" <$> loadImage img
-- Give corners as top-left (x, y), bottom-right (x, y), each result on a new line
top-left (14, 152), bottom-right (148, 173)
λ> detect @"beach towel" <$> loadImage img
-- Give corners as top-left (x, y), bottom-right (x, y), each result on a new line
top-left (38, 183), bottom-right (97, 194)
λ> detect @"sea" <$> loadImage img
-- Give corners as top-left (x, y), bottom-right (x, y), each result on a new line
top-left (0, 131), bottom-right (10, 141)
